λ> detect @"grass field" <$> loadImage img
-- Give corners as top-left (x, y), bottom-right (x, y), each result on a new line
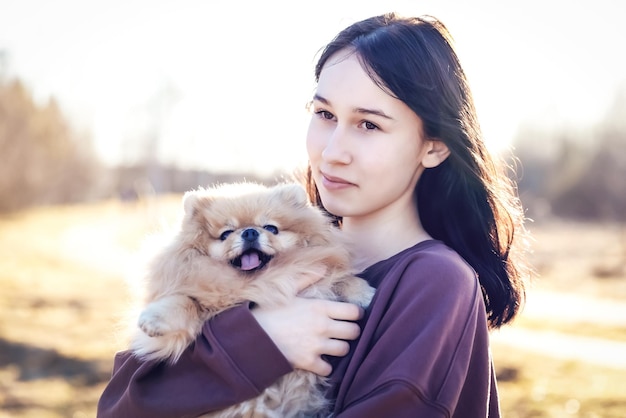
top-left (0, 197), bottom-right (625, 417)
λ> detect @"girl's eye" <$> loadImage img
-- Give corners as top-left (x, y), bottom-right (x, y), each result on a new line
top-left (315, 109), bottom-right (335, 120)
top-left (220, 230), bottom-right (233, 241)
top-left (263, 225), bottom-right (279, 235)
top-left (363, 121), bottom-right (379, 131)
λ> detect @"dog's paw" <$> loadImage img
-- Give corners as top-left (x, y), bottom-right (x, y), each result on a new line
top-left (334, 277), bottom-right (376, 308)
top-left (138, 310), bottom-right (170, 337)
top-left (353, 282), bottom-right (376, 308)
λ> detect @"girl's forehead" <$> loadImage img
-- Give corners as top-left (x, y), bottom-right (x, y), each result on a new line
top-left (319, 49), bottom-right (367, 82)
top-left (316, 52), bottom-right (407, 116)
top-left (323, 47), bottom-right (359, 67)
top-left (317, 54), bottom-right (385, 99)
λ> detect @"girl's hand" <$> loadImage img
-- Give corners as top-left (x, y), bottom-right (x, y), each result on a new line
top-left (251, 297), bottom-right (363, 376)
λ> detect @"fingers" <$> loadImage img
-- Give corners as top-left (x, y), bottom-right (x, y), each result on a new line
top-left (307, 339), bottom-right (351, 376)
top-left (306, 299), bottom-right (362, 341)
top-left (321, 299), bottom-right (364, 322)
top-left (326, 318), bottom-right (361, 341)
top-left (251, 297), bottom-right (364, 376)
top-left (323, 338), bottom-right (351, 357)
top-left (309, 358), bottom-right (333, 377)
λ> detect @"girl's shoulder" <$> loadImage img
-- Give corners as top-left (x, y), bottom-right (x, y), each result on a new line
top-left (364, 240), bottom-right (476, 287)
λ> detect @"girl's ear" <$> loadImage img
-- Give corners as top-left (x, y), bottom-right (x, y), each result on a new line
top-left (422, 139), bottom-right (450, 168)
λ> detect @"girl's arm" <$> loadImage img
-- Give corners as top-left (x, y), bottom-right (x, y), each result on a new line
top-left (97, 303), bottom-right (290, 418)
top-left (97, 299), bottom-right (363, 418)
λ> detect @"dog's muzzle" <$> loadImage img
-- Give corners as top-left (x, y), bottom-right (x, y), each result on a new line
top-left (230, 229), bottom-right (273, 272)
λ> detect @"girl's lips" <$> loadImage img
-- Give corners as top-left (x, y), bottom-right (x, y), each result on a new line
top-left (321, 173), bottom-right (355, 190)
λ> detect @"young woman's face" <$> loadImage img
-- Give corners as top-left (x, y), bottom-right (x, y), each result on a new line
top-left (306, 50), bottom-right (433, 222)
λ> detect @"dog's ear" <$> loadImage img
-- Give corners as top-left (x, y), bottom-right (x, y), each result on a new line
top-left (182, 190), bottom-right (199, 218)
top-left (274, 183), bottom-right (308, 208)
top-left (182, 188), bottom-right (214, 221)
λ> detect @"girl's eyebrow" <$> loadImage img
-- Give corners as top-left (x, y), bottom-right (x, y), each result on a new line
top-left (313, 94), bottom-right (394, 120)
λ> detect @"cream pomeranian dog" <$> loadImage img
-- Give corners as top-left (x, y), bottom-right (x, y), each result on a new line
top-left (130, 182), bottom-right (375, 418)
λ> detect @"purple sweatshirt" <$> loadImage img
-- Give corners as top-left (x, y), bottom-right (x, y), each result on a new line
top-left (98, 240), bottom-right (500, 417)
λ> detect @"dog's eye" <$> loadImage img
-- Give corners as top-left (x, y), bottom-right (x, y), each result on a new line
top-left (219, 230), bottom-right (233, 241)
top-left (263, 225), bottom-right (279, 235)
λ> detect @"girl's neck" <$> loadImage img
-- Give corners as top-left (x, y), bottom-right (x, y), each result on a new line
top-left (342, 210), bottom-right (432, 272)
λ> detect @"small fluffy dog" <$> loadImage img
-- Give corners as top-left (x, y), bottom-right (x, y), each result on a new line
top-left (130, 182), bottom-right (375, 418)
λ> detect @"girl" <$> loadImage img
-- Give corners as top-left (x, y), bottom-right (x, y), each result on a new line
top-left (98, 12), bottom-right (530, 417)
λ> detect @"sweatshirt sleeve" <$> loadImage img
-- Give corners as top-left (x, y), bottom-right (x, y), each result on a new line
top-left (97, 303), bottom-right (292, 418)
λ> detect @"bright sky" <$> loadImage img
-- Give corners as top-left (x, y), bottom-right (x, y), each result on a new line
top-left (1, 0), bottom-right (624, 175)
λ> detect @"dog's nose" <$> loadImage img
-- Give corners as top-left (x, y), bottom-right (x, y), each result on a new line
top-left (241, 228), bottom-right (259, 242)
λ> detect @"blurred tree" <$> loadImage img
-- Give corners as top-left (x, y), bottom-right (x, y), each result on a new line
top-left (551, 132), bottom-right (626, 221)
top-left (514, 84), bottom-right (626, 272)
top-left (550, 85), bottom-right (626, 222)
top-left (0, 78), bottom-right (101, 212)
top-left (514, 83), bottom-right (626, 223)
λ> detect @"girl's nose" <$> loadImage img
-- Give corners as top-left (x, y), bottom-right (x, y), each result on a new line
top-left (321, 126), bottom-right (352, 164)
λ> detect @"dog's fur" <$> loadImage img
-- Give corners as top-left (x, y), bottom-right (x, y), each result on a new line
top-left (130, 182), bottom-right (375, 418)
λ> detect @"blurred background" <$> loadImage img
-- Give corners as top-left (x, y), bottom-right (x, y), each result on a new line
top-left (0, 0), bottom-right (625, 417)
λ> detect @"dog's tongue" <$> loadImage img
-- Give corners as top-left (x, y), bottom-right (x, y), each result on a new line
top-left (240, 252), bottom-right (261, 271)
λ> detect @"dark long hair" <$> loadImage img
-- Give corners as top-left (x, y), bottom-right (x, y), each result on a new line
top-left (306, 13), bottom-right (531, 328)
